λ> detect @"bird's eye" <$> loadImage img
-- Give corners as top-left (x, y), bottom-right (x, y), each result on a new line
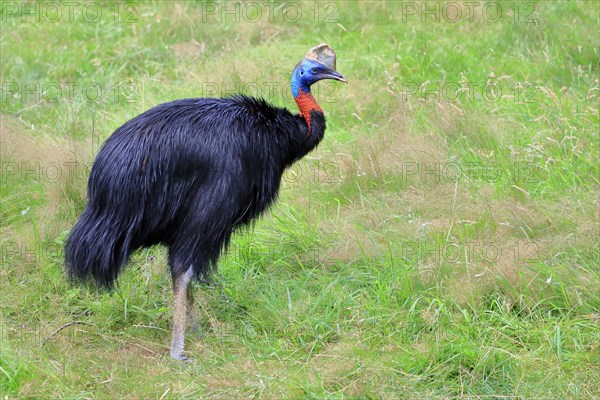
top-left (311, 67), bottom-right (319, 74)
top-left (300, 71), bottom-right (304, 76)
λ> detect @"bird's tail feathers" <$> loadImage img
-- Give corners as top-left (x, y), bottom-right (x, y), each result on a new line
top-left (65, 207), bottom-right (138, 288)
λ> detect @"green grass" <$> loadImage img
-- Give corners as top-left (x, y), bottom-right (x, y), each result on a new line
top-left (1, 1), bottom-right (599, 398)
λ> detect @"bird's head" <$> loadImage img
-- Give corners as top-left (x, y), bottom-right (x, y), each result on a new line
top-left (291, 44), bottom-right (346, 98)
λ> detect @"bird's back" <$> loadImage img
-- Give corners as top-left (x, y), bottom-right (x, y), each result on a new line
top-left (86, 96), bottom-right (313, 249)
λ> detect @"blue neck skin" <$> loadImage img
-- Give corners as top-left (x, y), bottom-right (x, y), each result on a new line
top-left (290, 65), bottom-right (310, 98)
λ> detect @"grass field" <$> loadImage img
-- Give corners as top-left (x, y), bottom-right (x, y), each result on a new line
top-left (1, 1), bottom-right (599, 398)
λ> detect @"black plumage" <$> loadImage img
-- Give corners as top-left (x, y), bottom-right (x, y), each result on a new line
top-left (65, 96), bottom-right (325, 287)
top-left (65, 44), bottom-right (345, 360)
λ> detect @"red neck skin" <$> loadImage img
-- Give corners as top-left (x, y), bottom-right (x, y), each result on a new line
top-left (294, 89), bottom-right (322, 134)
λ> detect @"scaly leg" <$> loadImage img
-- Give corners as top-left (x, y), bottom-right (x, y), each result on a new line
top-left (186, 278), bottom-right (200, 334)
top-left (170, 267), bottom-right (194, 361)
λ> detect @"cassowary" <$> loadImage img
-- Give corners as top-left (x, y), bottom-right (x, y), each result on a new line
top-left (65, 44), bottom-right (346, 360)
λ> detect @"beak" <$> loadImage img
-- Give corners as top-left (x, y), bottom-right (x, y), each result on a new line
top-left (322, 69), bottom-right (347, 83)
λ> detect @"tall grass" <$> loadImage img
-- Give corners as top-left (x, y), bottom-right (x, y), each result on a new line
top-left (1, 1), bottom-right (598, 398)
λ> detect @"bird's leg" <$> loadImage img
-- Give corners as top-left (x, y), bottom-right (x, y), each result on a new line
top-left (170, 268), bottom-right (194, 361)
top-left (186, 279), bottom-right (200, 335)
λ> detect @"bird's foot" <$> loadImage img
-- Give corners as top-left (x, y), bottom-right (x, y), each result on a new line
top-left (170, 350), bottom-right (193, 363)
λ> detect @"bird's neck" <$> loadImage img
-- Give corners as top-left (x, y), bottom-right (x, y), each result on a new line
top-left (294, 89), bottom-right (323, 133)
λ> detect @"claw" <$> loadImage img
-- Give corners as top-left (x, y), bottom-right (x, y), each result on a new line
top-left (170, 351), bottom-right (192, 363)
